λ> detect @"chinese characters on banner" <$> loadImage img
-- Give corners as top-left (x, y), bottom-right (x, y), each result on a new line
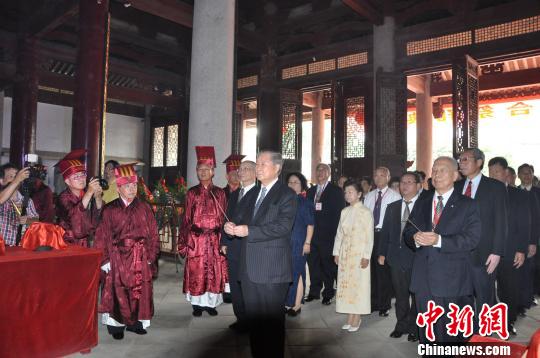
top-left (416, 301), bottom-right (509, 342)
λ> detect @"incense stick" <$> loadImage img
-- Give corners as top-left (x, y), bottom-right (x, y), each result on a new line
top-left (209, 190), bottom-right (231, 222)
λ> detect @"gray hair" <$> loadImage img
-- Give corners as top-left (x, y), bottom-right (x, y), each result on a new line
top-left (434, 156), bottom-right (459, 171)
top-left (375, 166), bottom-right (391, 178)
top-left (316, 163), bottom-right (331, 173)
top-left (461, 147), bottom-right (485, 169)
top-left (240, 160), bottom-right (256, 170)
top-left (257, 151), bottom-right (283, 167)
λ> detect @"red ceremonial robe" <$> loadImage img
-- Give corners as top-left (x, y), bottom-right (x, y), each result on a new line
top-left (56, 189), bottom-right (100, 247)
top-left (178, 183), bottom-right (228, 305)
top-left (31, 183), bottom-right (55, 223)
top-left (94, 198), bottom-right (159, 326)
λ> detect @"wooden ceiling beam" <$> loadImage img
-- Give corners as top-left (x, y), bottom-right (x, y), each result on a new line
top-left (416, 67), bottom-right (540, 99)
top-left (37, 41), bottom-right (183, 87)
top-left (39, 71), bottom-right (180, 107)
top-left (341, 0), bottom-right (383, 25)
top-left (25, 0), bottom-right (79, 38)
top-left (127, 0), bottom-right (193, 28)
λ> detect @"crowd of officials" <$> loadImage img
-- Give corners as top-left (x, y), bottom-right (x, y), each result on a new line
top-left (2, 146), bottom-right (539, 358)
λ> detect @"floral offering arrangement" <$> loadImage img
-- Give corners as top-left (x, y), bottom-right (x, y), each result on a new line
top-left (138, 176), bottom-right (187, 229)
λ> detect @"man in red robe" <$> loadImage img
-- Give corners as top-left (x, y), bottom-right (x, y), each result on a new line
top-left (55, 150), bottom-right (103, 247)
top-left (179, 146), bottom-right (228, 317)
top-left (222, 154), bottom-right (244, 199)
top-left (95, 164), bottom-right (159, 340)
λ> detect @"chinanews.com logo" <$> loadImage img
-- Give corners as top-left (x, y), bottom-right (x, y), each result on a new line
top-left (416, 301), bottom-right (513, 357)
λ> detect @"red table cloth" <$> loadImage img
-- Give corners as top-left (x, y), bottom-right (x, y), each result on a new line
top-left (0, 245), bottom-right (102, 358)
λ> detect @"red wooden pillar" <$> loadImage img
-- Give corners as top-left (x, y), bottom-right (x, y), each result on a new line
top-left (71, 0), bottom-right (110, 177)
top-left (10, 35), bottom-right (38, 167)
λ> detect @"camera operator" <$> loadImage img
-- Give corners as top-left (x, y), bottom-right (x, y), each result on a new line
top-left (0, 163), bottom-right (39, 246)
top-left (55, 150), bottom-right (103, 247)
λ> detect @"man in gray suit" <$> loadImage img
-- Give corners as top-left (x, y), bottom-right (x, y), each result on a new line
top-left (224, 150), bottom-right (297, 358)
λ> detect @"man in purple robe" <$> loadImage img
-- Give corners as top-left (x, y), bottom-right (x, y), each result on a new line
top-left (95, 164), bottom-right (159, 340)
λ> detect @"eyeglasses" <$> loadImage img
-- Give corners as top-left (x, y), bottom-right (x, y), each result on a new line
top-left (288, 181), bottom-right (301, 185)
top-left (458, 156), bottom-right (475, 163)
top-left (70, 172), bottom-right (87, 180)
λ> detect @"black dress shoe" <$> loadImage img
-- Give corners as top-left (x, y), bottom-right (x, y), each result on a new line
top-left (322, 297), bottom-right (333, 305)
top-left (508, 324), bottom-right (517, 336)
top-left (390, 330), bottom-right (404, 338)
top-left (379, 310), bottom-right (389, 317)
top-left (288, 308), bottom-right (301, 317)
top-left (532, 298), bottom-right (538, 306)
top-left (206, 307), bottom-right (218, 316)
top-left (192, 306), bottom-right (203, 317)
top-left (407, 333), bottom-right (419, 342)
top-left (223, 292), bottom-right (232, 304)
top-left (305, 295), bottom-right (320, 302)
top-left (112, 332), bottom-right (124, 340)
top-left (126, 326), bottom-right (147, 335)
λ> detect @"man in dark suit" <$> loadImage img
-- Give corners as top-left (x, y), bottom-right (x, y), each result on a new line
top-left (220, 160), bottom-right (258, 333)
top-left (517, 163), bottom-right (540, 313)
top-left (488, 157), bottom-right (529, 335)
top-left (404, 156), bottom-right (481, 343)
top-left (224, 151), bottom-right (297, 358)
top-left (305, 163), bottom-right (346, 305)
top-left (455, 148), bottom-right (507, 322)
top-left (379, 172), bottom-right (422, 342)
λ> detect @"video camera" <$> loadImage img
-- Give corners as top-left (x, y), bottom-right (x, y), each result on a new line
top-left (21, 154), bottom-right (47, 196)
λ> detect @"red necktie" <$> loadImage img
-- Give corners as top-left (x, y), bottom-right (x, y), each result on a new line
top-left (464, 181), bottom-right (472, 198)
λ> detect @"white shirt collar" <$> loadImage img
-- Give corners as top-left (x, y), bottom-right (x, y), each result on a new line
top-left (403, 193), bottom-right (419, 205)
top-left (242, 182), bottom-right (256, 192)
top-left (521, 184), bottom-right (533, 191)
top-left (434, 187), bottom-right (454, 203)
top-left (262, 178), bottom-right (278, 192)
top-left (121, 196), bottom-right (133, 207)
top-left (465, 173), bottom-right (482, 188)
top-left (377, 186), bottom-right (389, 194)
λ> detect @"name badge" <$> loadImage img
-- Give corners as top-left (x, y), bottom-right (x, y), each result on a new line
top-left (315, 202), bottom-right (323, 211)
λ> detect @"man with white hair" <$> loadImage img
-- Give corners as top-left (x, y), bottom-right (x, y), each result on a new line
top-left (404, 156), bottom-right (481, 343)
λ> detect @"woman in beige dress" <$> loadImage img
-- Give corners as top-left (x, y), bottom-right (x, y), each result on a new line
top-left (333, 179), bottom-right (374, 332)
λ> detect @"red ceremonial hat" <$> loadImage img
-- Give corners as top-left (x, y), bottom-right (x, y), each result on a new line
top-left (55, 149), bottom-right (87, 180)
top-left (114, 163), bottom-right (138, 187)
top-left (195, 146), bottom-right (216, 168)
top-left (223, 154), bottom-right (245, 173)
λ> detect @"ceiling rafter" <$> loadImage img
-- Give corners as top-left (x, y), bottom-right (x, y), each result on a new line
top-left (341, 0), bottom-right (383, 25)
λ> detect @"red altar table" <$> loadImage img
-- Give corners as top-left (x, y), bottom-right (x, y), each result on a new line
top-left (0, 246), bottom-right (102, 358)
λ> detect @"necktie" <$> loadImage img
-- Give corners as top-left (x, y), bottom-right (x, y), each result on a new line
top-left (315, 185), bottom-right (323, 202)
top-left (433, 195), bottom-right (444, 228)
top-left (464, 181), bottom-right (472, 198)
top-left (401, 200), bottom-right (412, 234)
top-left (238, 188), bottom-right (245, 203)
top-left (373, 190), bottom-right (383, 227)
top-left (253, 187), bottom-right (267, 218)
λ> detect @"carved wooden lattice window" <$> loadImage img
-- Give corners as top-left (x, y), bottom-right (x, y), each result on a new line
top-left (281, 103), bottom-right (297, 159)
top-left (406, 31), bottom-right (472, 56)
top-left (475, 15), bottom-right (540, 43)
top-left (152, 127), bottom-right (164, 167)
top-left (345, 96), bottom-right (365, 158)
top-left (166, 124), bottom-right (179, 166)
top-left (152, 124), bottom-right (180, 168)
top-left (337, 52), bottom-right (368, 69)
